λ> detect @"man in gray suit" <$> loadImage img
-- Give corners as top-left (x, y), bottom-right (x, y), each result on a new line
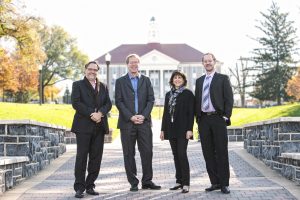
top-left (115, 53), bottom-right (161, 192)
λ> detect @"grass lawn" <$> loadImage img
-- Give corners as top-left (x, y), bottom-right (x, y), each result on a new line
top-left (1, 102), bottom-right (300, 141)
top-left (231, 103), bottom-right (300, 126)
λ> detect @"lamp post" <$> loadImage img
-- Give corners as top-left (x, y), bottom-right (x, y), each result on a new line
top-left (105, 53), bottom-right (111, 90)
top-left (38, 65), bottom-right (42, 105)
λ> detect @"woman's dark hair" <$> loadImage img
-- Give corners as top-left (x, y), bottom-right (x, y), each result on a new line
top-left (169, 70), bottom-right (187, 88)
top-left (85, 61), bottom-right (100, 70)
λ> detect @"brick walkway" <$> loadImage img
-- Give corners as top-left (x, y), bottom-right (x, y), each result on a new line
top-left (2, 120), bottom-right (299, 200)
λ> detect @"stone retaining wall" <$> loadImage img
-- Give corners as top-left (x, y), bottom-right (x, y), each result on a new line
top-left (227, 126), bottom-right (243, 142)
top-left (242, 117), bottom-right (300, 184)
top-left (0, 120), bottom-right (67, 194)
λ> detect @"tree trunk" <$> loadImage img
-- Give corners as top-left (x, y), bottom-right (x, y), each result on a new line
top-left (241, 93), bottom-right (245, 107)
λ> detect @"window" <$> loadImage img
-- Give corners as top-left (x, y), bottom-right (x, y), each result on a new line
top-left (149, 70), bottom-right (160, 99)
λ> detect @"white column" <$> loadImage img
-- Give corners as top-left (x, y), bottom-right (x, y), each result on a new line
top-left (160, 69), bottom-right (164, 100)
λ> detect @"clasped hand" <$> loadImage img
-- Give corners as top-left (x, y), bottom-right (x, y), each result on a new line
top-left (90, 112), bottom-right (103, 123)
top-left (130, 115), bottom-right (145, 124)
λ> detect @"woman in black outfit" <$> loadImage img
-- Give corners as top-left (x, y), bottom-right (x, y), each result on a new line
top-left (160, 70), bottom-right (195, 193)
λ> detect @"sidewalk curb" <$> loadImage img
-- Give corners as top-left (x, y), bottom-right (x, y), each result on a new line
top-left (234, 148), bottom-right (300, 200)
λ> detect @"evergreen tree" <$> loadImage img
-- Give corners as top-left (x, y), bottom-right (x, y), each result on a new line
top-left (250, 2), bottom-right (298, 105)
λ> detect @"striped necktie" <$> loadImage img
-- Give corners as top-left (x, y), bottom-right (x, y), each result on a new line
top-left (202, 76), bottom-right (211, 111)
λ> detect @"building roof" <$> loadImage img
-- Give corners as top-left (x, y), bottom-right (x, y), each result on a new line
top-left (95, 43), bottom-right (204, 64)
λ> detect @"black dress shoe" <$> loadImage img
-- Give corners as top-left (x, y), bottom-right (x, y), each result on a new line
top-left (169, 184), bottom-right (183, 190)
top-left (181, 186), bottom-right (189, 193)
top-left (221, 186), bottom-right (230, 194)
top-left (75, 190), bottom-right (84, 198)
top-left (130, 184), bottom-right (138, 192)
top-left (86, 188), bottom-right (99, 195)
top-left (205, 184), bottom-right (221, 191)
top-left (142, 182), bottom-right (161, 190)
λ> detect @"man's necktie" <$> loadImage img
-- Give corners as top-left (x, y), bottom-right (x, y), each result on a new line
top-left (202, 76), bottom-right (211, 111)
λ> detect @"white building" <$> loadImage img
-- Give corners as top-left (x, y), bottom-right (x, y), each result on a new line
top-left (95, 17), bottom-right (223, 104)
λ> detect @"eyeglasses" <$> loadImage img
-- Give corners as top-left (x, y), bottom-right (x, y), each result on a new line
top-left (86, 68), bottom-right (98, 72)
top-left (128, 61), bottom-right (139, 65)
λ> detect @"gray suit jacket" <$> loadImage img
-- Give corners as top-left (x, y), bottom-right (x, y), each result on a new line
top-left (115, 73), bottom-right (155, 129)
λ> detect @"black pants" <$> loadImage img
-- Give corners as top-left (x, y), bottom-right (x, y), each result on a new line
top-left (198, 115), bottom-right (230, 186)
top-left (120, 123), bottom-right (153, 186)
top-left (169, 138), bottom-right (190, 186)
top-left (74, 127), bottom-right (105, 192)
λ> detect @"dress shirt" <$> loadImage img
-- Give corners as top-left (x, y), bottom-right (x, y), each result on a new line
top-left (128, 73), bottom-right (140, 114)
top-left (202, 71), bottom-right (216, 112)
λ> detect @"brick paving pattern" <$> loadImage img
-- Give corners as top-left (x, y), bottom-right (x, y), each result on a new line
top-left (2, 119), bottom-right (297, 200)
top-left (17, 140), bottom-right (297, 200)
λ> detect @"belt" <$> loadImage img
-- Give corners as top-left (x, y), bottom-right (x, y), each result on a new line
top-left (201, 111), bottom-right (219, 116)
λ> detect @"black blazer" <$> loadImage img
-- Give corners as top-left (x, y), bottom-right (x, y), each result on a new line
top-left (195, 72), bottom-right (233, 125)
top-left (71, 77), bottom-right (112, 134)
top-left (115, 74), bottom-right (155, 129)
top-left (161, 89), bottom-right (195, 139)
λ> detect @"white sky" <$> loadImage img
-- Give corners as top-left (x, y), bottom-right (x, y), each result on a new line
top-left (24, 0), bottom-right (300, 70)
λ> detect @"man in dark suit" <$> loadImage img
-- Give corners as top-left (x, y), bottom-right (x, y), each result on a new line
top-left (71, 61), bottom-right (112, 198)
top-left (115, 53), bottom-right (161, 192)
top-left (195, 53), bottom-right (233, 194)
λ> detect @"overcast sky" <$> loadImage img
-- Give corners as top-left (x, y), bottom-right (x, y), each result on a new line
top-left (25, 0), bottom-right (300, 70)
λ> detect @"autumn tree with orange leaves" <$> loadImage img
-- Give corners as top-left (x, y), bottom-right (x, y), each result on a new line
top-left (1, 0), bottom-right (45, 102)
top-left (286, 67), bottom-right (300, 101)
top-left (1, 1), bottom-right (88, 103)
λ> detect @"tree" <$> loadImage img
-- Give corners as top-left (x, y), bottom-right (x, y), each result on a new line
top-left (250, 2), bottom-right (298, 105)
top-left (1, 1), bottom-right (45, 102)
top-left (39, 25), bottom-right (88, 103)
top-left (286, 66), bottom-right (300, 101)
top-left (0, 48), bottom-right (17, 100)
top-left (229, 57), bottom-right (252, 107)
top-left (44, 85), bottom-right (60, 102)
top-left (0, 0), bottom-right (42, 52)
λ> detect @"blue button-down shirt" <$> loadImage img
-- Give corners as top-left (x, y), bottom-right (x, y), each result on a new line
top-left (128, 73), bottom-right (140, 114)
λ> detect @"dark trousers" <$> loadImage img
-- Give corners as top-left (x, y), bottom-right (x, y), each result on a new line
top-left (169, 138), bottom-right (190, 186)
top-left (198, 115), bottom-right (230, 186)
top-left (74, 128), bottom-right (105, 192)
top-left (120, 123), bottom-right (153, 186)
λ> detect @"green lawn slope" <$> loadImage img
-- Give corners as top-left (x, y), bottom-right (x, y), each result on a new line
top-left (231, 103), bottom-right (300, 126)
top-left (1, 102), bottom-right (300, 139)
